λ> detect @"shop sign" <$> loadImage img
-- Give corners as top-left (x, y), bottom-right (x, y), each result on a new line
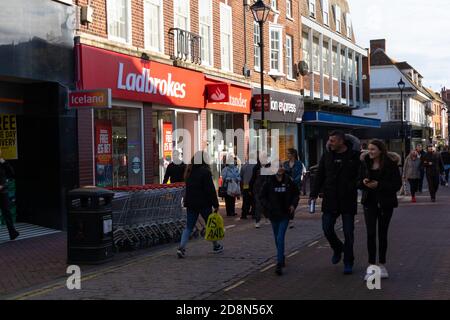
top-left (205, 80), bottom-right (252, 114)
top-left (206, 83), bottom-right (230, 103)
top-left (95, 120), bottom-right (113, 187)
top-left (252, 94), bottom-right (271, 112)
top-left (0, 114), bottom-right (18, 160)
top-left (79, 45), bottom-right (205, 109)
top-left (68, 89), bottom-right (112, 109)
top-left (252, 88), bottom-right (304, 123)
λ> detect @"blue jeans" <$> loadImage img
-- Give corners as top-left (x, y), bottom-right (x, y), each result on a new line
top-left (322, 213), bottom-right (355, 265)
top-left (271, 218), bottom-right (290, 265)
top-left (179, 208), bottom-right (219, 249)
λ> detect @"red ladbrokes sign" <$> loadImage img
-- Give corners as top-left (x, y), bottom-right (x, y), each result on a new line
top-left (78, 45), bottom-right (205, 109)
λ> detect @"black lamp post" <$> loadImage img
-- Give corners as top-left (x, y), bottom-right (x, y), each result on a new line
top-left (398, 78), bottom-right (406, 163)
top-left (251, 0), bottom-right (271, 129)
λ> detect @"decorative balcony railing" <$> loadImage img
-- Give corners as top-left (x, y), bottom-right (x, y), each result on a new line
top-left (168, 28), bottom-right (202, 64)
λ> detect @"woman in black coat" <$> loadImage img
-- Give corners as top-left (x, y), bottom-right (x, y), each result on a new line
top-left (358, 139), bottom-right (402, 281)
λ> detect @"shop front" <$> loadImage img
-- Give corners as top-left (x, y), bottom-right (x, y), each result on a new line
top-left (204, 78), bottom-right (252, 184)
top-left (76, 44), bottom-right (205, 186)
top-left (251, 88), bottom-right (304, 162)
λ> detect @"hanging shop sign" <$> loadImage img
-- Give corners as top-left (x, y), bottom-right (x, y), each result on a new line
top-left (68, 89), bottom-right (112, 109)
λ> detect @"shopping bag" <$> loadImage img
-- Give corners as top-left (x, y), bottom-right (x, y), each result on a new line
top-left (205, 211), bottom-right (225, 241)
top-left (399, 180), bottom-right (409, 196)
top-left (227, 180), bottom-right (241, 197)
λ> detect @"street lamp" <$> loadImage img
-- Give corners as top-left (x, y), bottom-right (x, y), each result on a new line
top-left (251, 0), bottom-right (271, 129)
top-left (398, 78), bottom-right (406, 163)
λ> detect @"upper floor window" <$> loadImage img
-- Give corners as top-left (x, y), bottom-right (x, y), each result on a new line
top-left (269, 25), bottom-right (283, 74)
top-left (332, 47), bottom-right (338, 78)
top-left (106, 0), bottom-right (132, 44)
top-left (174, 0), bottom-right (190, 31)
top-left (144, 0), bottom-right (164, 53)
top-left (271, 0), bottom-right (278, 11)
top-left (346, 13), bottom-right (352, 38)
top-left (309, 0), bottom-right (316, 18)
top-left (220, 3), bottom-right (233, 72)
top-left (286, 0), bottom-right (292, 19)
top-left (199, 0), bottom-right (213, 66)
top-left (387, 100), bottom-right (405, 121)
top-left (312, 38), bottom-right (320, 73)
top-left (323, 42), bottom-right (329, 76)
top-left (302, 32), bottom-right (310, 65)
top-left (334, 5), bottom-right (341, 33)
top-left (286, 35), bottom-right (294, 79)
top-left (322, 0), bottom-right (329, 26)
top-left (254, 22), bottom-right (261, 71)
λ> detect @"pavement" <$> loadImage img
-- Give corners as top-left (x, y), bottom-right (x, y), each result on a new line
top-left (1, 185), bottom-right (449, 300)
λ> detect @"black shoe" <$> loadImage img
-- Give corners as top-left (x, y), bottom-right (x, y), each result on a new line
top-left (9, 230), bottom-right (19, 241)
top-left (213, 244), bottom-right (224, 254)
top-left (343, 264), bottom-right (353, 275)
top-left (275, 265), bottom-right (283, 276)
top-left (176, 248), bottom-right (186, 258)
top-left (332, 249), bottom-right (343, 265)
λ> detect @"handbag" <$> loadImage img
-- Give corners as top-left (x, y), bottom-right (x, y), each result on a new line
top-left (218, 186), bottom-right (227, 198)
top-left (205, 211), bottom-right (225, 241)
top-left (227, 180), bottom-right (241, 197)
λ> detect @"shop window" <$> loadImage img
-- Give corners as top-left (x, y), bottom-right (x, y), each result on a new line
top-left (94, 108), bottom-right (143, 187)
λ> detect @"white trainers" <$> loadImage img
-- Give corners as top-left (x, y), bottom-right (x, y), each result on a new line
top-left (379, 264), bottom-right (389, 279)
top-left (255, 222), bottom-right (261, 228)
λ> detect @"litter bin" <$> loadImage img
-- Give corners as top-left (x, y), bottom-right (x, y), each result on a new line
top-left (67, 186), bottom-right (115, 264)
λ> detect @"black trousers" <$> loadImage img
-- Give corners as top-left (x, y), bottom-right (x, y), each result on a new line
top-left (418, 168), bottom-right (425, 192)
top-left (364, 205), bottom-right (393, 265)
top-left (241, 189), bottom-right (254, 218)
top-left (0, 192), bottom-right (16, 235)
top-left (426, 174), bottom-right (440, 199)
top-left (322, 213), bottom-right (355, 265)
top-left (408, 179), bottom-right (420, 197)
top-left (225, 195), bottom-right (236, 216)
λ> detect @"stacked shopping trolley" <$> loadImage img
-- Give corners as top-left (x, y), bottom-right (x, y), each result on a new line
top-left (108, 183), bottom-right (203, 251)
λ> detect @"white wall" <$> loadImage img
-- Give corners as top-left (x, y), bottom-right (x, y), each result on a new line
top-left (370, 66), bottom-right (412, 90)
top-left (353, 98), bottom-right (388, 121)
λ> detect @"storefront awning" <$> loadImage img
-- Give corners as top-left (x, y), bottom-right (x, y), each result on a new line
top-left (303, 111), bottom-right (381, 128)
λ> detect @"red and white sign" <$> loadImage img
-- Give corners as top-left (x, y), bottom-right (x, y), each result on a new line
top-left (162, 122), bottom-right (173, 162)
top-left (78, 45), bottom-right (205, 109)
top-left (205, 79), bottom-right (251, 114)
top-left (69, 89), bottom-right (112, 109)
top-left (206, 83), bottom-right (230, 103)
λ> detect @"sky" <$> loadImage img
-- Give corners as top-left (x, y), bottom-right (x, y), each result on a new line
top-left (348, 0), bottom-right (450, 92)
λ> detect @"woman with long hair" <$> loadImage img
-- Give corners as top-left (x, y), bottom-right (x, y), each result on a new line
top-left (177, 151), bottom-right (223, 258)
top-left (359, 139), bottom-right (402, 280)
top-left (403, 150), bottom-right (421, 202)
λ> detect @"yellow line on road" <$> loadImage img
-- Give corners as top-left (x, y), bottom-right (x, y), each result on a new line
top-left (10, 252), bottom-right (166, 300)
top-left (224, 280), bottom-right (246, 292)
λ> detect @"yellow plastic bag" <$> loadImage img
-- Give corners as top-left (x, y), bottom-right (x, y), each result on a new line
top-left (205, 211), bottom-right (225, 241)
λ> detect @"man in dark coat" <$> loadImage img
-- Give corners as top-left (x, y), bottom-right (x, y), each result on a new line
top-left (163, 150), bottom-right (186, 184)
top-left (0, 151), bottom-right (19, 240)
top-left (421, 145), bottom-right (445, 202)
top-left (310, 130), bottom-right (361, 275)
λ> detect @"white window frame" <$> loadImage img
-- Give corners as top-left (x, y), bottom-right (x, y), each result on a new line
top-left (174, 0), bottom-right (190, 31)
top-left (322, 0), bottom-right (330, 26)
top-left (313, 38), bottom-right (320, 73)
top-left (309, 0), bottom-right (316, 18)
top-left (286, 0), bottom-right (292, 19)
top-left (144, 0), bottom-right (164, 53)
top-left (271, 0), bottom-right (278, 12)
top-left (199, 0), bottom-right (214, 66)
top-left (286, 35), bottom-right (294, 79)
top-left (220, 2), bottom-right (233, 72)
top-left (269, 24), bottom-right (284, 75)
top-left (334, 5), bottom-right (341, 33)
top-left (106, 0), bottom-right (132, 44)
top-left (254, 21), bottom-right (261, 72)
top-left (323, 42), bottom-right (329, 76)
top-left (346, 13), bottom-right (352, 39)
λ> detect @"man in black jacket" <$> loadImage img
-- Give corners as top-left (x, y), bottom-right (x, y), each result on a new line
top-left (310, 130), bottom-right (360, 275)
top-left (421, 145), bottom-right (445, 202)
top-left (163, 150), bottom-right (186, 184)
top-left (0, 151), bottom-right (19, 241)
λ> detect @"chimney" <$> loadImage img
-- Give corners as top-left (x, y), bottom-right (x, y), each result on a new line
top-left (370, 39), bottom-right (386, 53)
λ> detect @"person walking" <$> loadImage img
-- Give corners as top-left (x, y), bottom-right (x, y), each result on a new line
top-left (310, 130), bottom-right (361, 275)
top-left (441, 146), bottom-right (450, 186)
top-left (221, 155), bottom-right (241, 217)
top-left (415, 144), bottom-right (426, 193)
top-left (283, 148), bottom-right (304, 229)
top-left (177, 151), bottom-right (223, 258)
top-left (0, 153), bottom-right (18, 241)
top-left (249, 152), bottom-right (271, 228)
top-left (240, 154), bottom-right (256, 220)
top-left (163, 150), bottom-right (186, 184)
top-left (403, 150), bottom-right (422, 203)
top-left (260, 164), bottom-right (299, 276)
top-left (359, 140), bottom-right (402, 280)
top-left (421, 145), bottom-right (445, 202)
